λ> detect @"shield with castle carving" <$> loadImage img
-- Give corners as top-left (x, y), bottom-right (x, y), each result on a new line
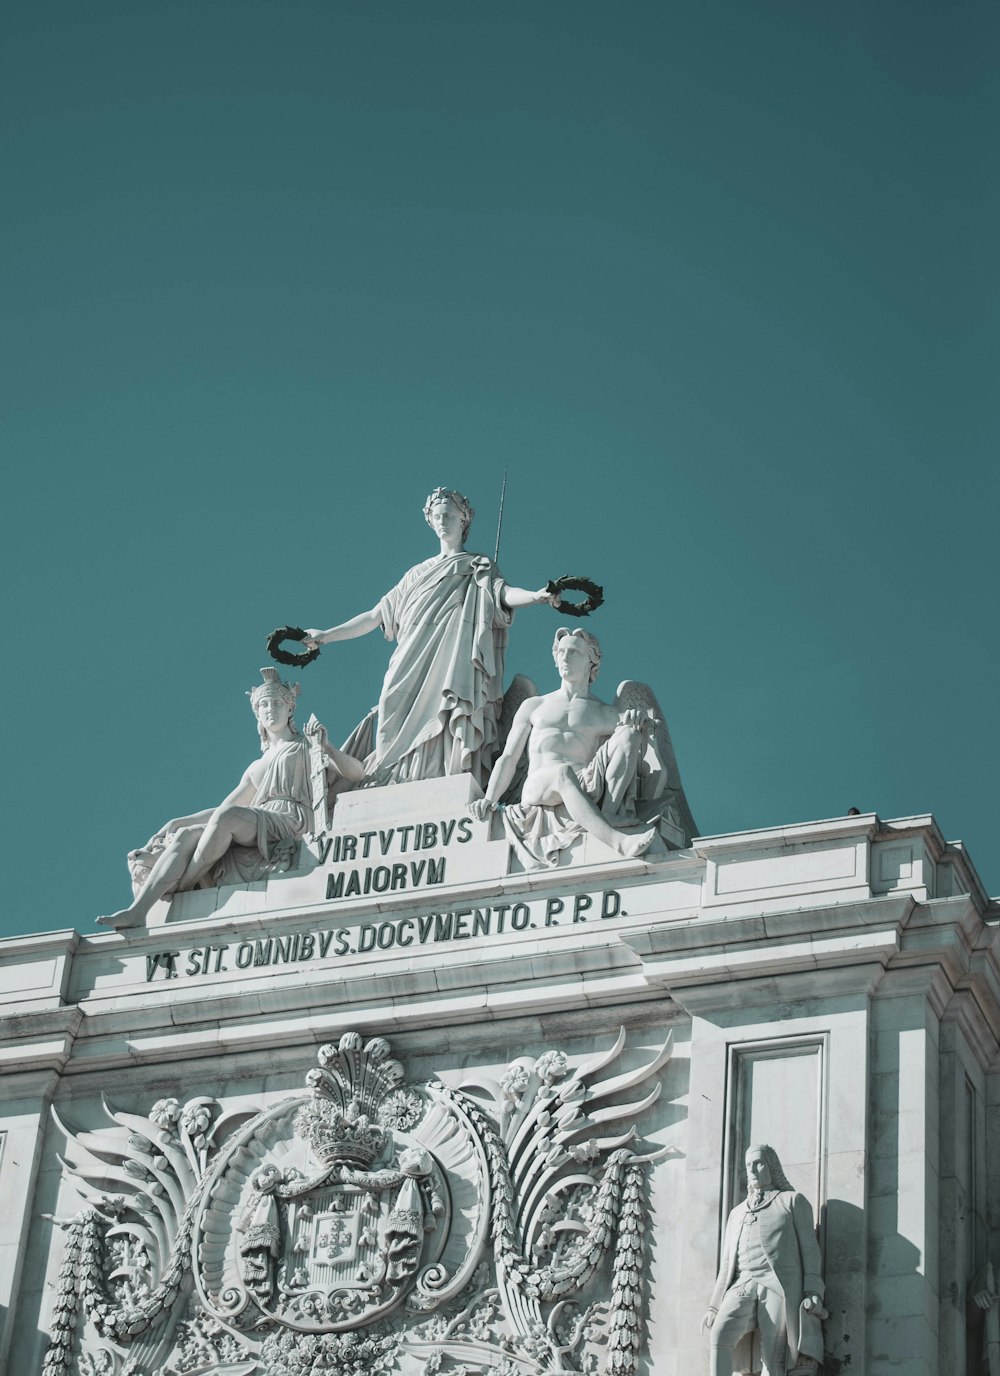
top-left (286, 1185), bottom-right (382, 1289)
top-left (192, 1034), bottom-right (443, 1333)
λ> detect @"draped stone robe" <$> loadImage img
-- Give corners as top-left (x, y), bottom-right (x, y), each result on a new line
top-left (372, 552), bottom-right (512, 788)
top-left (211, 736), bottom-right (314, 886)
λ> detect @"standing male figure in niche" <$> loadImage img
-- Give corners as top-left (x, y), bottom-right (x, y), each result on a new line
top-left (303, 487), bottom-right (557, 789)
top-left (98, 669), bottom-right (364, 929)
top-left (704, 1144), bottom-right (825, 1376)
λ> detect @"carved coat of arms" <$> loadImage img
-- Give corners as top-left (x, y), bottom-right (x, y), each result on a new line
top-left (44, 1029), bottom-right (673, 1376)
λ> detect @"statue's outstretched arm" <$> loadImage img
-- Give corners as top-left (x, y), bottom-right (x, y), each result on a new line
top-left (303, 606), bottom-right (382, 648)
top-left (502, 585), bottom-right (557, 609)
top-left (151, 806), bottom-right (216, 840)
top-left (151, 770), bottom-right (253, 840)
top-left (212, 770), bottom-right (259, 812)
top-left (324, 741), bottom-right (365, 783)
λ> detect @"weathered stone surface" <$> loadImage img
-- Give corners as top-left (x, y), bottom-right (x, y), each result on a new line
top-left (1, 804), bottom-right (997, 1375)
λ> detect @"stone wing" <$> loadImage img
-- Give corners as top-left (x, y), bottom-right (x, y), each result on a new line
top-left (614, 679), bottom-right (697, 845)
top-left (496, 673), bottom-right (538, 804)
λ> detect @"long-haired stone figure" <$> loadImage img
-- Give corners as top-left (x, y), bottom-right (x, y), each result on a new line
top-left (303, 487), bottom-right (557, 788)
top-left (703, 1143), bottom-right (826, 1375)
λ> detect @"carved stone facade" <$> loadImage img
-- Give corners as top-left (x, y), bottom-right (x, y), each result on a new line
top-left (42, 1029), bottom-right (667, 1376)
top-left (2, 781), bottom-right (999, 1376)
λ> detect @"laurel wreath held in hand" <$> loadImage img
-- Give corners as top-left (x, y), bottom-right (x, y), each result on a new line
top-left (545, 575), bottom-right (604, 618)
top-left (266, 626), bottom-right (321, 667)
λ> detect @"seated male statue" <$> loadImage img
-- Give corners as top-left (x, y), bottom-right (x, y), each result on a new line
top-left (98, 668), bottom-right (364, 929)
top-left (469, 627), bottom-right (663, 863)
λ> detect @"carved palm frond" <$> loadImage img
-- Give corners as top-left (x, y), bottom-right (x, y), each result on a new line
top-left (407, 1093), bottom-right (491, 1313)
top-left (447, 1030), bottom-right (674, 1372)
top-left (45, 1095), bottom-right (249, 1375)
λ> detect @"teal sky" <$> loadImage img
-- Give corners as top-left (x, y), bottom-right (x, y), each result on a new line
top-left (2, 1), bottom-right (997, 939)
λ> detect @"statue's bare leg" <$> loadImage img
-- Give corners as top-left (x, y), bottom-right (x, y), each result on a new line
top-left (97, 828), bottom-right (202, 929)
top-left (550, 767), bottom-right (656, 859)
top-left (179, 805), bottom-right (260, 890)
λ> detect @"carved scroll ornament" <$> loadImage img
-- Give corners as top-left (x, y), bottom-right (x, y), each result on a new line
top-left (45, 1029), bottom-right (674, 1376)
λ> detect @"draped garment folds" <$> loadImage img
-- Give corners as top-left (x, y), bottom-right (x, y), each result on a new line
top-left (211, 737), bottom-right (314, 886)
top-left (373, 552), bottom-right (512, 788)
top-left (502, 730), bottom-right (644, 869)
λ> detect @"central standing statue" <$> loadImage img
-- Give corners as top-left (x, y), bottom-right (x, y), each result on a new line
top-left (304, 488), bottom-right (556, 788)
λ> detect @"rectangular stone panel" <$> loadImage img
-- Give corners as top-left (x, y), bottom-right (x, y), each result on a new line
top-left (724, 1037), bottom-right (826, 1222)
top-left (712, 842), bottom-right (860, 897)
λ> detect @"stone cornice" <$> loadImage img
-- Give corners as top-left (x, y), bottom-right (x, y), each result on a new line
top-left (693, 812), bottom-right (881, 853)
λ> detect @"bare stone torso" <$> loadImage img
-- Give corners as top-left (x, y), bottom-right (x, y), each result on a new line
top-left (520, 691), bottom-right (619, 807)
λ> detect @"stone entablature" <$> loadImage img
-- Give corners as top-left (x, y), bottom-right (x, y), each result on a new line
top-left (2, 800), bottom-right (998, 1376)
top-left (0, 804), bottom-right (989, 1032)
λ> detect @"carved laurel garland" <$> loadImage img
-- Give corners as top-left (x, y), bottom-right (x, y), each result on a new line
top-left (42, 1197), bottom-right (199, 1375)
top-left (445, 1082), bottom-right (660, 1374)
top-left (260, 1325), bottom-right (400, 1375)
top-left (44, 1029), bottom-right (673, 1376)
top-left (266, 625), bottom-right (321, 668)
top-left (41, 1210), bottom-right (84, 1376)
top-left (544, 575), bottom-right (605, 618)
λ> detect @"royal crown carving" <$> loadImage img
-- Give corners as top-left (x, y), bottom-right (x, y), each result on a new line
top-left (296, 1033), bottom-right (406, 1168)
top-left (45, 1028), bottom-right (673, 1376)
